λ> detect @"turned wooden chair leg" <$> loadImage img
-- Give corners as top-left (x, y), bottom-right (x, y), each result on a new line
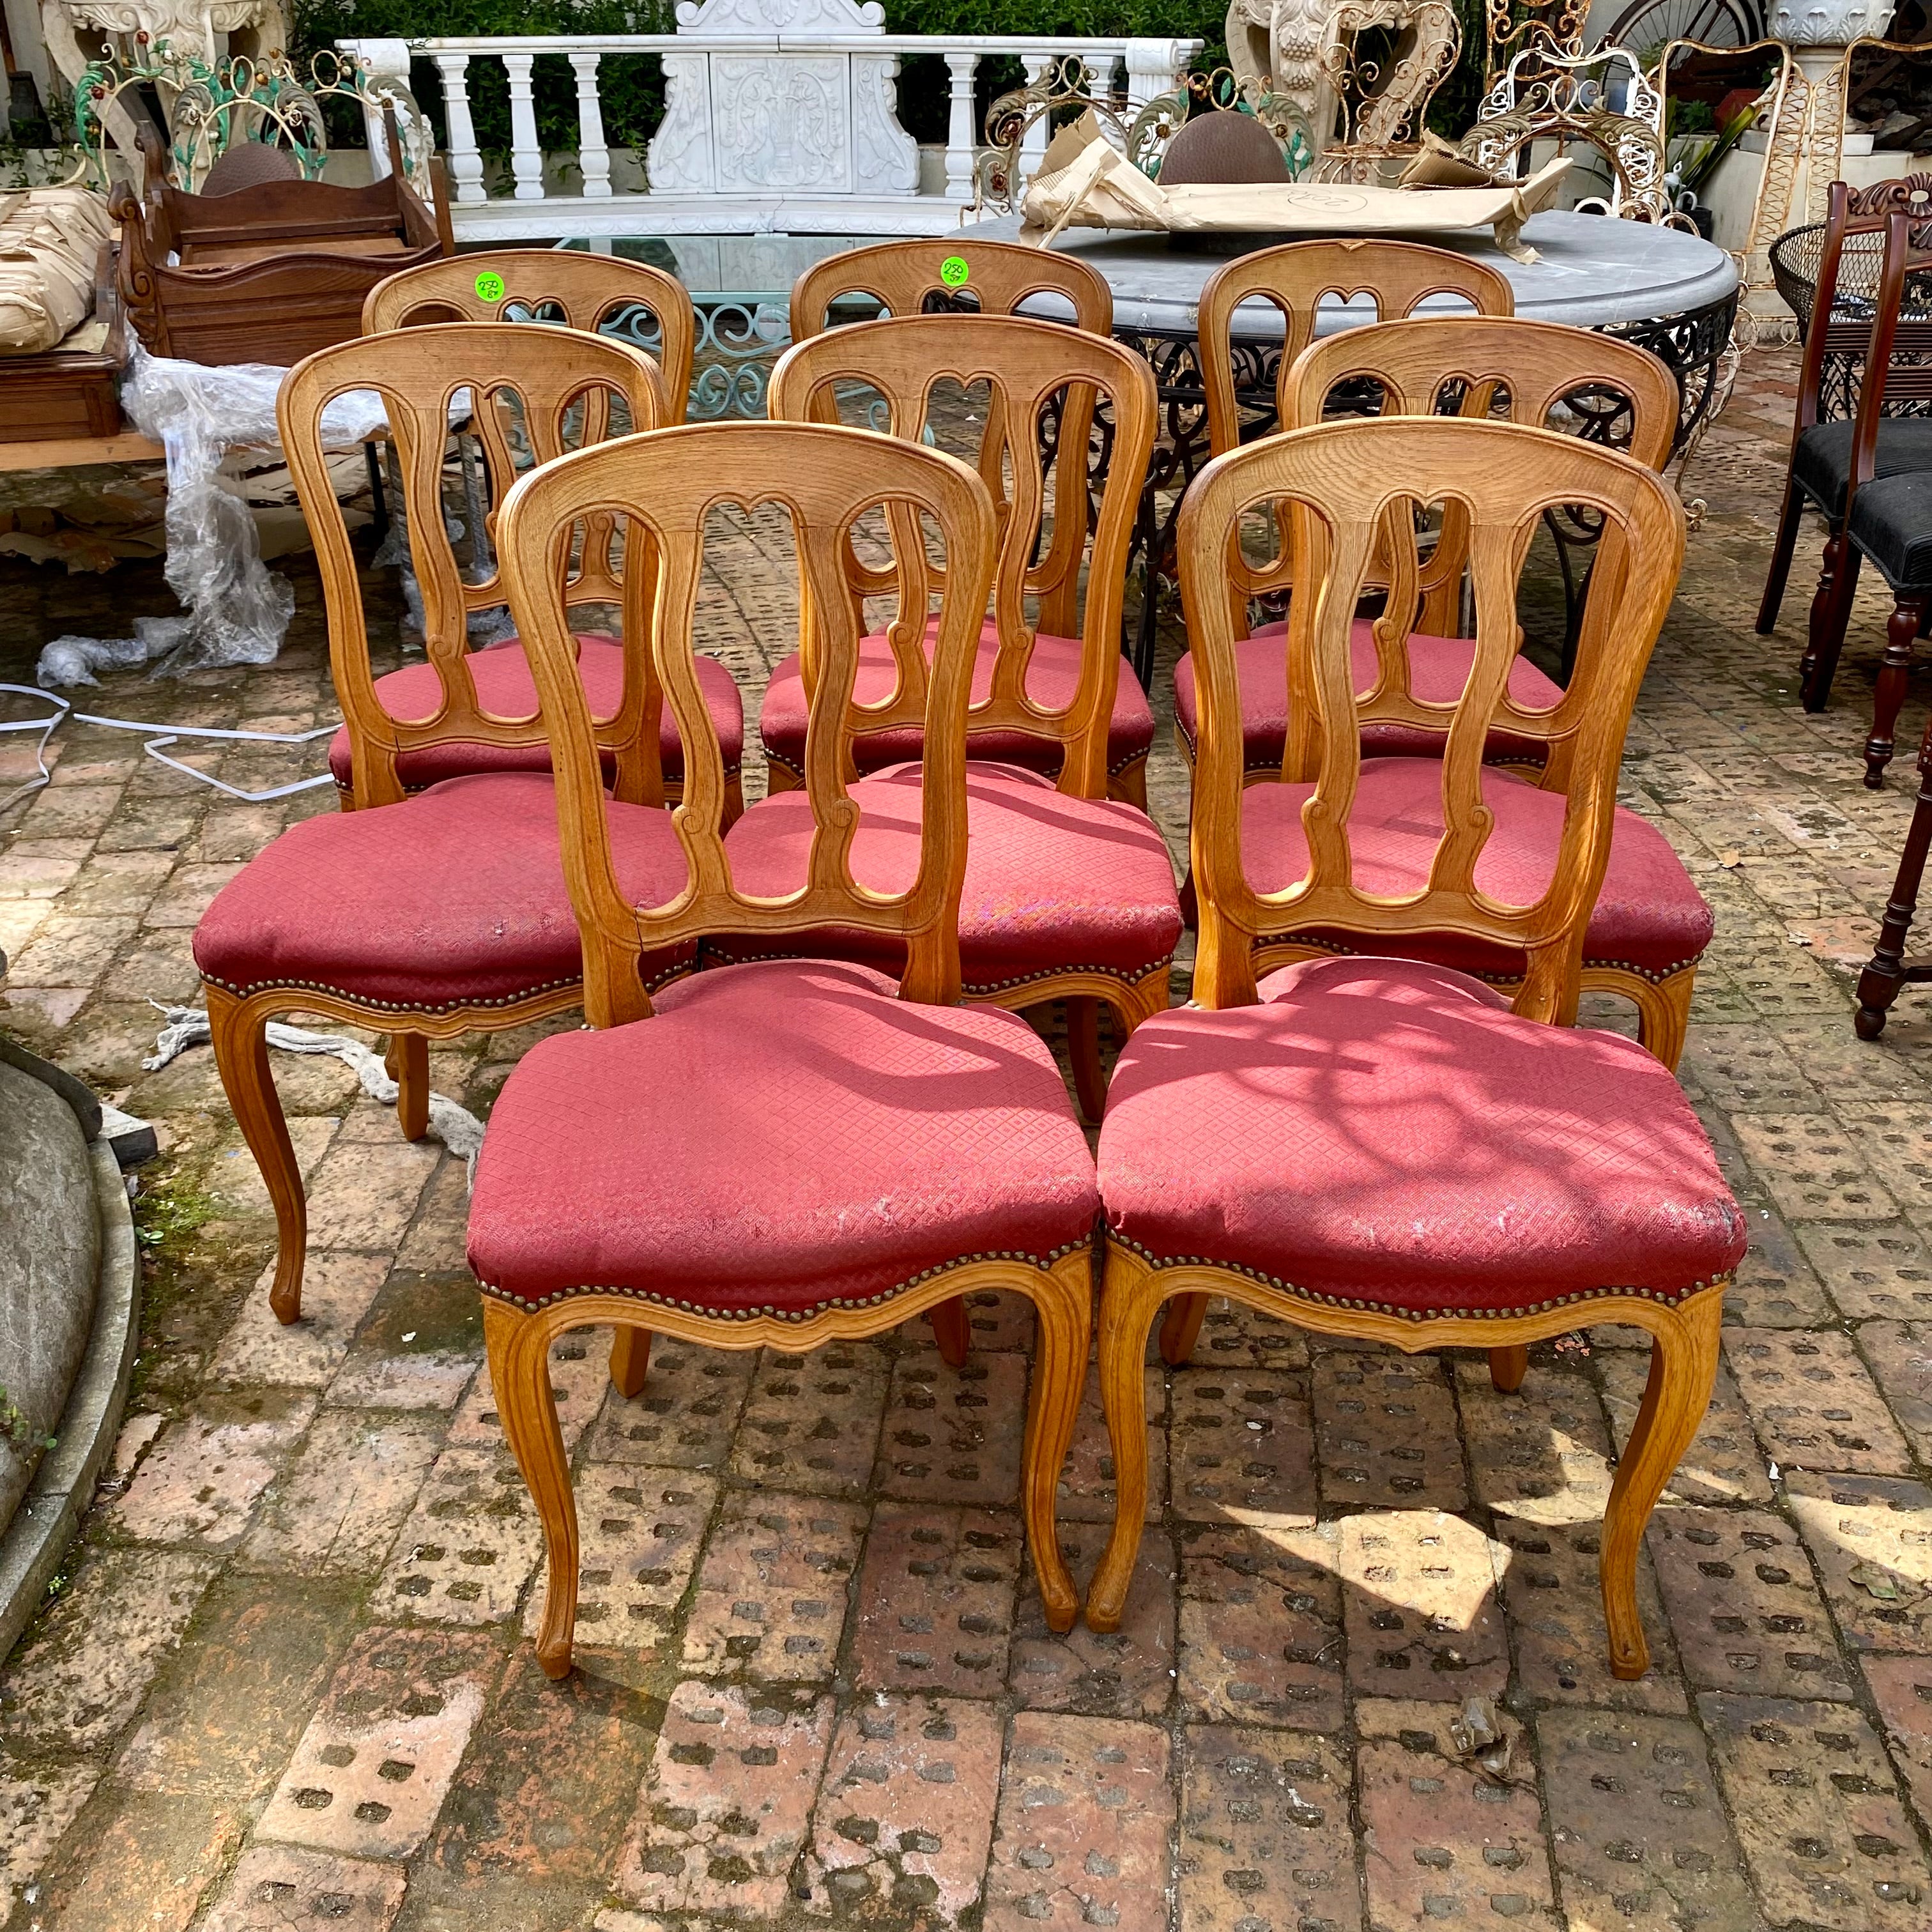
top-left (610, 1325), bottom-right (651, 1398)
top-left (1600, 1288), bottom-right (1722, 1680)
top-left (1158, 1291), bottom-right (1209, 1365)
top-left (386, 1032), bottom-right (430, 1141)
top-left (1067, 998), bottom-right (1107, 1126)
top-left (485, 1297), bottom-right (580, 1680)
top-left (1756, 478), bottom-right (1805, 634)
top-left (1086, 1244), bottom-right (1170, 1632)
top-left (930, 1295), bottom-right (970, 1367)
top-left (1489, 1344), bottom-right (1529, 1393)
top-left (1857, 720), bottom-right (1932, 1039)
top-left (1865, 594), bottom-right (1926, 788)
top-left (1015, 1250), bottom-right (1094, 1634)
top-left (206, 986), bottom-right (307, 1324)
top-left (1800, 528), bottom-right (1861, 712)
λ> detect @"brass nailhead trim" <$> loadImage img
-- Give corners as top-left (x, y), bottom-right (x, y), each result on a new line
top-left (201, 954), bottom-right (686, 1016)
top-left (477, 1236), bottom-right (1093, 1317)
top-left (1255, 932), bottom-right (1703, 988)
top-left (1110, 1230), bottom-right (1731, 1322)
top-left (700, 942), bottom-right (1173, 997)
top-left (764, 747), bottom-right (1150, 781)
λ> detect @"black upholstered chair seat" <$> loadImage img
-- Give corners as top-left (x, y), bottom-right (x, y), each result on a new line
top-left (1792, 418), bottom-right (1932, 516)
top-left (1849, 470), bottom-right (1932, 588)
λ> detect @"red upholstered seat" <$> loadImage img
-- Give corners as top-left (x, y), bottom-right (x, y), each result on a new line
top-left (758, 620), bottom-right (1156, 785)
top-left (194, 773), bottom-right (692, 1012)
top-left (1241, 757), bottom-right (1712, 982)
top-left (326, 634), bottom-right (744, 793)
top-left (1172, 620), bottom-right (1562, 770)
top-left (717, 762), bottom-right (1182, 994)
top-left (467, 958), bottom-right (1101, 1314)
top-left (1099, 954), bottom-right (1746, 1316)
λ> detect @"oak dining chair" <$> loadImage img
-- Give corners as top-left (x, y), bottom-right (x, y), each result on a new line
top-left (1199, 315), bottom-right (1711, 1068)
top-left (474, 418), bottom-right (1098, 1678)
top-left (1087, 415), bottom-right (1745, 1684)
top-left (739, 311), bottom-right (1181, 1121)
top-left (776, 235), bottom-right (1156, 808)
top-left (194, 323), bottom-right (690, 1322)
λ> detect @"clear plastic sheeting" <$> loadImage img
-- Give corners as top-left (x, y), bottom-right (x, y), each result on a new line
top-left (34, 348), bottom-right (396, 688)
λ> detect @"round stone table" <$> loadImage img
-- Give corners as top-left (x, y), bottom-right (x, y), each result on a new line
top-left (968, 208), bottom-right (1740, 345)
top-left (965, 211), bottom-right (1742, 681)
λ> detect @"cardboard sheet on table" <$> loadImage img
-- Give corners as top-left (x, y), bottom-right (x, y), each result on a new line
top-left (1020, 114), bottom-right (1572, 261)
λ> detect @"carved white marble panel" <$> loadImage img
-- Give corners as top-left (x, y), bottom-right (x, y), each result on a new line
top-left (852, 53), bottom-right (917, 194)
top-left (648, 50), bottom-right (716, 192)
top-left (674, 0), bottom-right (884, 33)
top-left (710, 54), bottom-right (851, 193)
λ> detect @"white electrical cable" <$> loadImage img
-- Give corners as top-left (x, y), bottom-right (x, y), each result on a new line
top-left (142, 1002), bottom-right (486, 1177)
top-left (68, 711), bottom-right (339, 802)
top-left (0, 684), bottom-right (72, 813)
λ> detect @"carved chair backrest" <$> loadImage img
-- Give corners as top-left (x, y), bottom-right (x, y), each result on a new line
top-left (495, 422), bottom-right (999, 1027)
top-left (362, 251), bottom-right (697, 420)
top-left (1848, 210), bottom-right (1932, 518)
top-left (278, 321), bottom-right (669, 811)
top-left (767, 313), bottom-right (1157, 800)
top-left (789, 236), bottom-right (1114, 338)
top-left (1284, 314), bottom-right (1677, 663)
top-left (1793, 179), bottom-right (1932, 440)
top-left (1463, 44), bottom-right (1671, 221)
top-left (1179, 416), bottom-right (1683, 1020)
top-left (1197, 240), bottom-right (1514, 620)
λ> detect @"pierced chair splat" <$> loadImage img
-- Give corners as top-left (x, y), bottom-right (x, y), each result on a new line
top-left (193, 323), bottom-right (689, 1325)
top-left (365, 247), bottom-right (700, 413)
top-left (473, 419), bottom-right (1099, 1678)
top-left (1089, 415), bottom-right (1745, 1683)
top-left (1221, 314), bottom-right (1710, 1070)
top-left (353, 252), bottom-right (742, 820)
top-left (735, 311), bottom-right (1181, 1122)
top-left (773, 236), bottom-right (1156, 809)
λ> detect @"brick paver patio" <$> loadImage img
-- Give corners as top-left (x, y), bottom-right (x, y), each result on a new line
top-left (5, 348), bottom-right (1932, 1931)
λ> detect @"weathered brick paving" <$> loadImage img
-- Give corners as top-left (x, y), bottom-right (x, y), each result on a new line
top-left (3, 348), bottom-right (1932, 1928)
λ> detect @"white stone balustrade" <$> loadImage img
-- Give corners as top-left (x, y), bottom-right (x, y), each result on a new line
top-left (338, 4), bottom-right (1199, 242)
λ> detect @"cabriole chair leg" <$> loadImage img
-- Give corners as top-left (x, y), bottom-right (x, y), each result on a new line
top-left (206, 985), bottom-right (307, 1324)
top-left (1600, 1291), bottom-right (1723, 1679)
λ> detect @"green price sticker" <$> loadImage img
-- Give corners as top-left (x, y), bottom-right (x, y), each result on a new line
top-left (939, 255), bottom-right (969, 289)
top-left (474, 270), bottom-right (507, 303)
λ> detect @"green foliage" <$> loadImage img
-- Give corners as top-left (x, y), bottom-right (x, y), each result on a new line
top-left (294, 0), bottom-right (677, 158)
top-left (0, 1384), bottom-right (54, 1457)
top-left (132, 1175), bottom-right (218, 1254)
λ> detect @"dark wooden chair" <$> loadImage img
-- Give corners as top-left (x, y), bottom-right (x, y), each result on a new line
top-left (1831, 213), bottom-right (1932, 785)
top-left (1757, 178), bottom-right (1932, 696)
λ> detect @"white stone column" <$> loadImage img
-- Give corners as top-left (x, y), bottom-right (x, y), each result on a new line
top-left (944, 50), bottom-right (979, 202)
top-left (570, 50), bottom-right (612, 197)
top-left (502, 52), bottom-right (546, 201)
top-left (1123, 38), bottom-right (1183, 115)
top-left (432, 52), bottom-right (487, 205)
top-left (1021, 54), bottom-right (1054, 174)
top-left (343, 38), bottom-right (412, 180)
